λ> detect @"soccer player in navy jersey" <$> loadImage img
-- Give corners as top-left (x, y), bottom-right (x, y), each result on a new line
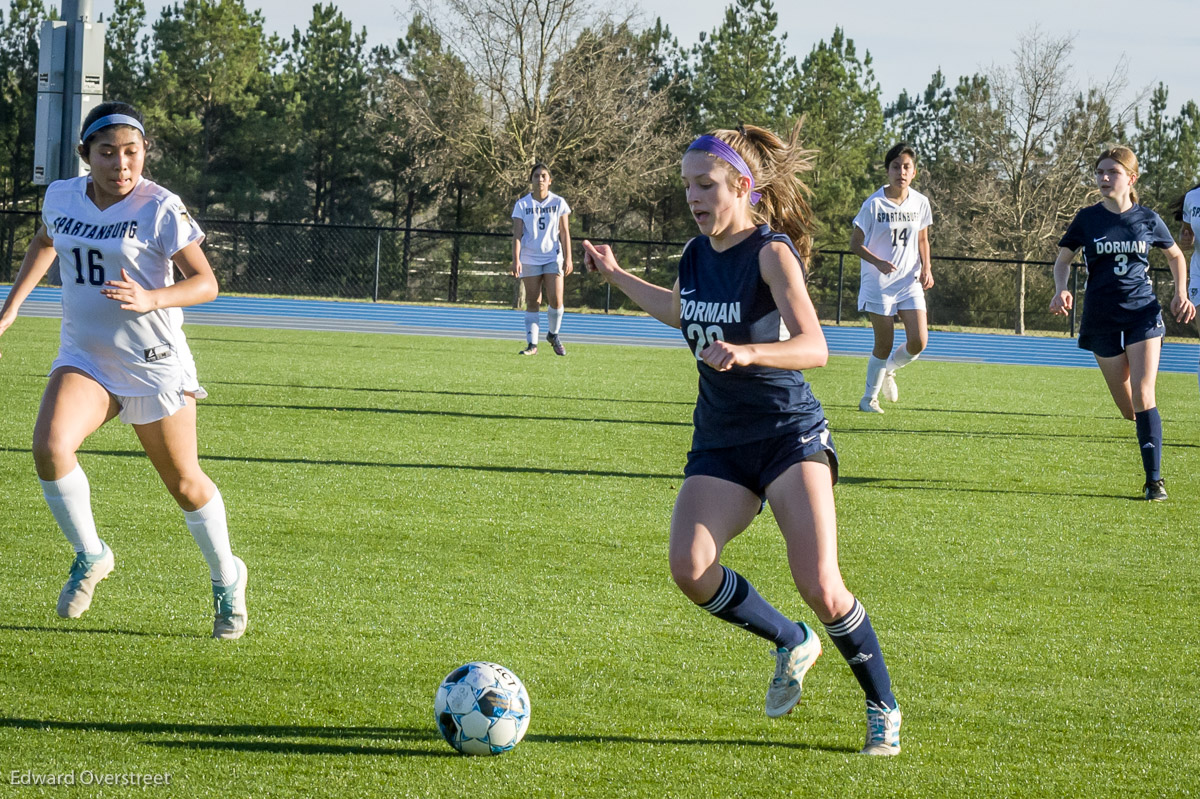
top-left (1051, 147), bottom-right (1195, 501)
top-left (581, 123), bottom-right (901, 755)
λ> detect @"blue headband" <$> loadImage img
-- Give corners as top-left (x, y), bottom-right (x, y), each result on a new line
top-left (81, 114), bottom-right (145, 143)
top-left (686, 135), bottom-right (762, 205)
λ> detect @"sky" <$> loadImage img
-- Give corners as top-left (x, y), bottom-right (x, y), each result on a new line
top-left (88, 0), bottom-right (1199, 113)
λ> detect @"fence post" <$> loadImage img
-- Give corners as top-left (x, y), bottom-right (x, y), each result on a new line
top-left (373, 232), bottom-right (381, 302)
top-left (605, 283), bottom-right (611, 314)
top-left (1070, 264), bottom-right (1078, 338)
top-left (836, 253), bottom-right (844, 325)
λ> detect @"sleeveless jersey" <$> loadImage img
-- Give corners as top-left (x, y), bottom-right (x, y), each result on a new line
top-left (678, 225), bottom-right (824, 451)
top-left (1183, 186), bottom-right (1200, 277)
top-left (42, 176), bottom-right (205, 396)
top-left (1058, 203), bottom-right (1174, 325)
top-left (511, 192), bottom-right (571, 266)
top-left (853, 186), bottom-right (932, 290)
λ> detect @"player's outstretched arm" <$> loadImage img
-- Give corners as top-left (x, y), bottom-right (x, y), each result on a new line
top-left (581, 240), bottom-right (680, 328)
top-left (0, 226), bottom-right (58, 349)
top-left (100, 241), bottom-right (218, 313)
top-left (1163, 243), bottom-right (1197, 324)
top-left (700, 241), bottom-right (827, 373)
top-left (1049, 247), bottom-right (1076, 316)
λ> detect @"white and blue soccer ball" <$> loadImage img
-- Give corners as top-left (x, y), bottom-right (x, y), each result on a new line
top-left (434, 661), bottom-right (531, 756)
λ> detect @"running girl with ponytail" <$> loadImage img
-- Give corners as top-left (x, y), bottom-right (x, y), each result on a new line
top-left (1050, 146), bottom-right (1195, 501)
top-left (582, 123), bottom-right (902, 755)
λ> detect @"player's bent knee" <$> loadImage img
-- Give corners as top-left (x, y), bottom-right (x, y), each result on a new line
top-left (166, 473), bottom-right (214, 509)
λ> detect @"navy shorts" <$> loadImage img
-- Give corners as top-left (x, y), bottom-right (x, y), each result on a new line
top-left (1078, 309), bottom-right (1165, 358)
top-left (684, 419), bottom-right (839, 502)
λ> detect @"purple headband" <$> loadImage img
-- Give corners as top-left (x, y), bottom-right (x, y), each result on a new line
top-left (686, 135), bottom-right (762, 205)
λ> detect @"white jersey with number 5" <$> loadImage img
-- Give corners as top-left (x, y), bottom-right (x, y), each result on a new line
top-left (853, 186), bottom-right (932, 294)
top-left (512, 192), bottom-right (571, 266)
top-left (42, 176), bottom-right (206, 397)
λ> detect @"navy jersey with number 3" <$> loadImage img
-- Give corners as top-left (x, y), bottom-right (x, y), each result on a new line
top-left (1059, 203), bottom-right (1174, 324)
top-left (678, 225), bottom-right (824, 450)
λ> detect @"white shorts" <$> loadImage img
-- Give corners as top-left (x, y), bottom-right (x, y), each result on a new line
top-left (858, 285), bottom-right (926, 316)
top-left (519, 261), bottom-right (563, 277)
top-left (117, 386), bottom-right (207, 425)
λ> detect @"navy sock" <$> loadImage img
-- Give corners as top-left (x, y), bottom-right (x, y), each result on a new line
top-left (1135, 408), bottom-right (1162, 481)
top-left (699, 566), bottom-right (806, 650)
top-left (823, 598), bottom-right (896, 708)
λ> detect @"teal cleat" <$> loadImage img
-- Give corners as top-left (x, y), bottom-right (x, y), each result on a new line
top-left (861, 700), bottom-right (902, 755)
top-left (765, 622), bottom-right (822, 718)
top-left (57, 542), bottom-right (114, 619)
top-left (212, 556), bottom-right (248, 640)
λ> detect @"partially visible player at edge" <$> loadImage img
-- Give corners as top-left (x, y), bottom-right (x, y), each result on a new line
top-left (0, 102), bottom-right (248, 638)
top-left (511, 163), bottom-right (573, 356)
top-left (581, 123), bottom-right (902, 755)
top-left (1170, 181), bottom-right (1200, 393)
top-left (1050, 146), bottom-right (1195, 501)
top-left (851, 142), bottom-right (934, 413)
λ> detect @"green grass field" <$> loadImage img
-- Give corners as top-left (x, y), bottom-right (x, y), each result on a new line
top-left (1, 317), bottom-right (1198, 798)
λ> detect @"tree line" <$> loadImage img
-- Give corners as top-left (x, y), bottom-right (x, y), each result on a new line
top-left (2, 0), bottom-right (1198, 327)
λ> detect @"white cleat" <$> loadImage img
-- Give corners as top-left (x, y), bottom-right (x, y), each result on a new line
top-left (212, 556), bottom-right (248, 640)
top-left (57, 542), bottom-right (114, 618)
top-left (881, 371), bottom-right (898, 402)
top-left (765, 622), bottom-right (822, 718)
top-left (859, 397), bottom-right (884, 414)
top-left (861, 700), bottom-right (902, 755)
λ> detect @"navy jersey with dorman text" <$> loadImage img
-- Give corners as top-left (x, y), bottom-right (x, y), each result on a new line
top-left (678, 225), bottom-right (825, 450)
top-left (1059, 203), bottom-right (1174, 325)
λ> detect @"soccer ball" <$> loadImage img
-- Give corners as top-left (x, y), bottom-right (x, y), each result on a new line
top-left (434, 661), bottom-right (531, 756)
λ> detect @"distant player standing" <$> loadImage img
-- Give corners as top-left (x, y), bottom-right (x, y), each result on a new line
top-left (1171, 182), bottom-right (1200, 392)
top-left (1050, 147), bottom-right (1195, 501)
top-left (511, 164), bottom-right (573, 356)
top-left (583, 123), bottom-right (902, 755)
top-left (0, 102), bottom-right (248, 637)
top-left (851, 143), bottom-right (933, 413)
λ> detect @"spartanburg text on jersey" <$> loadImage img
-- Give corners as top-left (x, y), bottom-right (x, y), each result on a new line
top-left (678, 225), bottom-right (824, 450)
top-left (1184, 186), bottom-right (1200, 274)
top-left (1058, 203), bottom-right (1174, 325)
top-left (511, 192), bottom-right (571, 265)
top-left (852, 186), bottom-right (932, 288)
top-left (42, 176), bottom-right (205, 396)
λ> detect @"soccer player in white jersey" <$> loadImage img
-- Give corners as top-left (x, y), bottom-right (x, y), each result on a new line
top-left (1172, 182), bottom-right (1200, 392)
top-left (511, 163), bottom-right (573, 355)
top-left (0, 102), bottom-right (248, 639)
top-left (850, 143), bottom-right (934, 413)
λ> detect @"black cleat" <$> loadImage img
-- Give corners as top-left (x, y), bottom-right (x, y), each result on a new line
top-left (1143, 479), bottom-right (1167, 501)
top-left (519, 344), bottom-right (538, 356)
top-left (547, 332), bottom-right (566, 356)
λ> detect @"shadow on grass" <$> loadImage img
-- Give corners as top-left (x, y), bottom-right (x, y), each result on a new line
top-left (204, 379), bottom-right (696, 408)
top-left (201, 401), bottom-right (690, 429)
top-left (833, 423), bottom-right (1199, 449)
top-left (837, 475), bottom-right (1135, 500)
top-left (0, 447), bottom-right (680, 481)
top-left (0, 717), bottom-right (855, 756)
top-left (0, 624), bottom-right (202, 639)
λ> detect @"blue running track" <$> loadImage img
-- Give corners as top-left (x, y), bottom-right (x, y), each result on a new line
top-left (5, 286), bottom-right (1198, 373)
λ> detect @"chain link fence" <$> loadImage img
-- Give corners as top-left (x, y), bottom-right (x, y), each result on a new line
top-left (2, 210), bottom-right (1194, 338)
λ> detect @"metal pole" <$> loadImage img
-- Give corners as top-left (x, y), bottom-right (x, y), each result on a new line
top-left (1070, 264), bottom-right (1078, 338)
top-left (373, 231), bottom-right (381, 302)
top-left (835, 253), bottom-right (844, 324)
top-left (605, 283), bottom-right (611, 314)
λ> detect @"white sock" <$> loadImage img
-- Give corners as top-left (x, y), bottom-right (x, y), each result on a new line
top-left (887, 343), bottom-right (918, 372)
top-left (547, 306), bottom-right (564, 336)
top-left (183, 489), bottom-right (238, 586)
top-left (864, 356), bottom-right (887, 400)
top-left (524, 311), bottom-right (539, 345)
top-left (40, 465), bottom-right (103, 555)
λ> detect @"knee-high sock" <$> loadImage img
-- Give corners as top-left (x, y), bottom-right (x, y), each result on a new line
top-left (1134, 408), bottom-right (1163, 482)
top-left (698, 566), bottom-right (807, 650)
top-left (886, 342), bottom-right (918, 372)
top-left (183, 489), bottom-right (238, 586)
top-left (547, 306), bottom-right (564, 336)
top-left (864, 356), bottom-right (887, 400)
top-left (524, 311), bottom-right (539, 345)
top-left (823, 597), bottom-right (896, 707)
top-left (40, 464), bottom-right (103, 555)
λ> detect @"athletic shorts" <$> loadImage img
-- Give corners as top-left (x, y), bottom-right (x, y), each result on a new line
top-left (519, 261), bottom-right (563, 277)
top-left (858, 281), bottom-right (926, 316)
top-left (1078, 309), bottom-right (1165, 358)
top-left (684, 418), bottom-right (839, 502)
top-left (117, 387), bottom-right (204, 425)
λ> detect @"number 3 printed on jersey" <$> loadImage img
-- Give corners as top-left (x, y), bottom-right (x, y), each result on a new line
top-left (686, 323), bottom-right (724, 360)
top-left (72, 247), bottom-right (105, 286)
top-left (1112, 253), bottom-right (1130, 276)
